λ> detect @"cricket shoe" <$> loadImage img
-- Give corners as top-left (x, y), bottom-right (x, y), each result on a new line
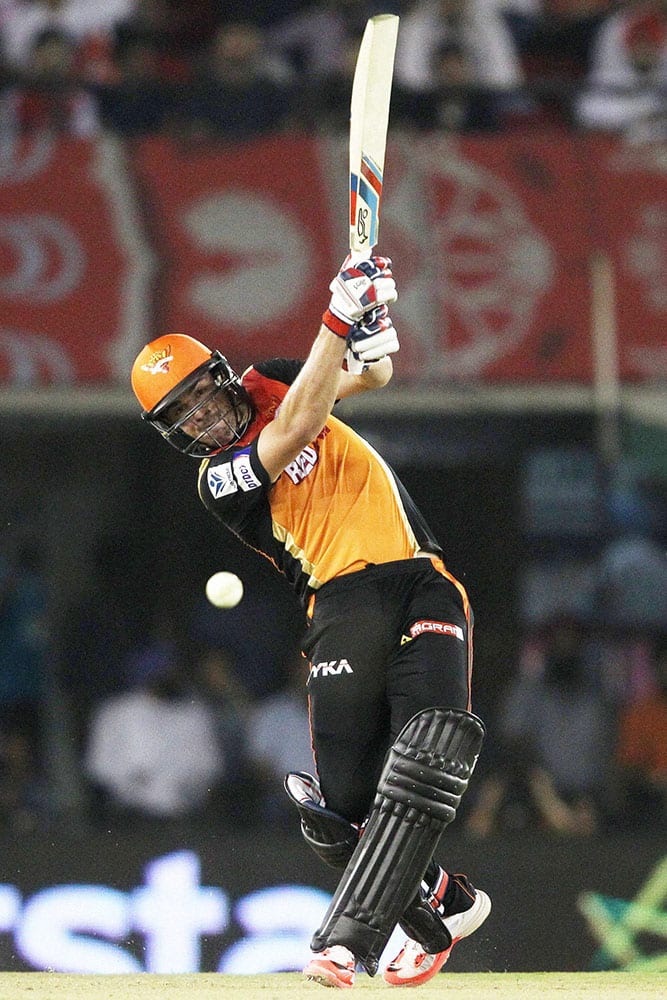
top-left (383, 877), bottom-right (491, 987)
top-left (303, 945), bottom-right (356, 989)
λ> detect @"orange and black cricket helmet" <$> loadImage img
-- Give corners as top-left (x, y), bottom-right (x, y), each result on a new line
top-left (131, 334), bottom-right (252, 457)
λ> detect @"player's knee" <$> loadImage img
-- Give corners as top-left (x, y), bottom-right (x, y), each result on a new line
top-left (323, 779), bottom-right (376, 827)
top-left (380, 706), bottom-right (485, 822)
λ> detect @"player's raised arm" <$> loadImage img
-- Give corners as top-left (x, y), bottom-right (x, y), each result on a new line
top-left (337, 352), bottom-right (393, 399)
top-left (256, 256), bottom-right (398, 481)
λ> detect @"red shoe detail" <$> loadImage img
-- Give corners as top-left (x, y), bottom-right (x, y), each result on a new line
top-left (303, 945), bottom-right (355, 989)
top-left (383, 888), bottom-right (491, 987)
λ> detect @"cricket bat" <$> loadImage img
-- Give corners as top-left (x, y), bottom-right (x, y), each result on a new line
top-left (349, 13), bottom-right (399, 263)
top-left (347, 13), bottom-right (399, 371)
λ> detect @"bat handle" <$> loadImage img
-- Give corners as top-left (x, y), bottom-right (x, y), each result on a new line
top-left (347, 250), bottom-right (373, 267)
top-left (345, 248), bottom-right (376, 373)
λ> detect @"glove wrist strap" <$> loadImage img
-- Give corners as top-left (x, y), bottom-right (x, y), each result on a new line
top-left (322, 308), bottom-right (352, 339)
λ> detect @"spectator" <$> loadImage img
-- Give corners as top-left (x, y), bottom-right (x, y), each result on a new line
top-left (111, 0), bottom-right (210, 83)
top-left (84, 637), bottom-right (224, 826)
top-left (97, 31), bottom-right (176, 135)
top-left (393, 38), bottom-right (503, 131)
top-left (151, 0), bottom-right (218, 53)
top-left (485, 0), bottom-right (613, 123)
top-left (0, 25), bottom-right (99, 135)
top-left (270, 0), bottom-right (383, 85)
top-left (467, 614), bottom-right (614, 835)
top-left (575, 1), bottom-right (667, 142)
top-left (173, 20), bottom-right (294, 142)
top-left (0, 540), bottom-right (50, 831)
top-left (194, 645), bottom-right (255, 826)
top-left (500, 0), bottom-right (613, 81)
top-left (394, 0), bottom-right (525, 96)
top-left (281, 20), bottom-right (361, 132)
top-left (246, 656), bottom-right (314, 822)
top-left (214, 0), bottom-right (311, 30)
top-left (0, 0), bottom-right (134, 77)
top-left (616, 633), bottom-right (667, 826)
top-left (597, 532), bottom-right (667, 634)
top-left (190, 573), bottom-right (304, 700)
top-left (279, 2), bottom-right (402, 131)
top-left (58, 534), bottom-right (148, 753)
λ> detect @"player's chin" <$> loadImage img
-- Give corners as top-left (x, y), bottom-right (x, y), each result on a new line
top-left (206, 425), bottom-right (236, 450)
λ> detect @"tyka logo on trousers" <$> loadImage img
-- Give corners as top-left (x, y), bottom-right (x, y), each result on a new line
top-left (309, 659), bottom-right (354, 679)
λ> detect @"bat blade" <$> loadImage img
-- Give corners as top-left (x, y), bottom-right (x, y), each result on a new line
top-left (349, 13), bottom-right (399, 263)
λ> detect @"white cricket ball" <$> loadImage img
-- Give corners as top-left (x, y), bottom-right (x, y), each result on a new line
top-left (205, 571), bottom-right (244, 609)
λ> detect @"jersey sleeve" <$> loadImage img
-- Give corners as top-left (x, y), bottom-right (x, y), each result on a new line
top-left (253, 358), bottom-right (303, 385)
top-left (199, 360), bottom-right (302, 526)
top-left (198, 438), bottom-right (271, 530)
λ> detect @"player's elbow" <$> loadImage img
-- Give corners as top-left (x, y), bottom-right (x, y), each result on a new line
top-left (272, 402), bottom-right (327, 453)
top-left (287, 409), bottom-right (327, 447)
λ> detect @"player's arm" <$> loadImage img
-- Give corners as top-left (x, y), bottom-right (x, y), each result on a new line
top-left (256, 326), bottom-right (347, 482)
top-left (256, 256), bottom-right (398, 482)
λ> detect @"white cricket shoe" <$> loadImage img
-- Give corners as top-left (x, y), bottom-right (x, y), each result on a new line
top-left (383, 878), bottom-right (491, 987)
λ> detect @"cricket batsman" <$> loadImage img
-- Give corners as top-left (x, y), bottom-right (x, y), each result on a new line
top-left (131, 256), bottom-right (491, 988)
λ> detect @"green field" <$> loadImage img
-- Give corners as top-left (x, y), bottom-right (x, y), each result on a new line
top-left (0, 973), bottom-right (662, 1000)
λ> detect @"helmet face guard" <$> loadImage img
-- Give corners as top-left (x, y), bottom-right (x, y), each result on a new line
top-left (142, 351), bottom-right (252, 457)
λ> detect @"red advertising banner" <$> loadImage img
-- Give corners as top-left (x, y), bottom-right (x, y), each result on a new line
top-left (412, 132), bottom-right (595, 382)
top-left (0, 134), bottom-right (149, 383)
top-left (0, 131), bottom-right (663, 387)
top-left (591, 137), bottom-right (667, 382)
top-left (132, 134), bottom-right (339, 375)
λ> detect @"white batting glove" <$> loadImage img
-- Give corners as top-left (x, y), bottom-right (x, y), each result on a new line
top-left (322, 256), bottom-right (397, 338)
top-left (346, 304), bottom-right (399, 363)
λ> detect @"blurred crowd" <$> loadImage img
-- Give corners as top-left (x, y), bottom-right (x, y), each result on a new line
top-left (1, 449), bottom-right (666, 839)
top-left (0, 0), bottom-right (663, 142)
top-left (0, 524), bottom-right (313, 834)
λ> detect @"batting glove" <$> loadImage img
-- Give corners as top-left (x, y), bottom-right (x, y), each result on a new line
top-left (346, 303), bottom-right (399, 363)
top-left (323, 255), bottom-right (397, 338)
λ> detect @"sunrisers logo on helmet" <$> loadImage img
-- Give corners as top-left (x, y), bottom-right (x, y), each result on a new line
top-left (131, 334), bottom-right (213, 415)
top-left (140, 346), bottom-right (174, 376)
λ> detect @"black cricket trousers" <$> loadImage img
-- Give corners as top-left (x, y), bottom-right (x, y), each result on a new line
top-left (302, 557), bottom-right (474, 825)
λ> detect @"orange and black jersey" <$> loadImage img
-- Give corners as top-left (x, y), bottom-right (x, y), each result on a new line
top-left (197, 359), bottom-right (443, 608)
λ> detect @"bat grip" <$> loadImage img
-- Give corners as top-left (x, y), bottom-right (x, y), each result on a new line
top-left (347, 250), bottom-right (373, 267)
top-left (345, 249), bottom-right (377, 373)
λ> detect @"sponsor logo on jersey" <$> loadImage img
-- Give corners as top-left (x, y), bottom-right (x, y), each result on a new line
top-left (207, 463), bottom-right (236, 498)
top-left (207, 449), bottom-right (261, 498)
top-left (408, 620), bottom-right (464, 640)
top-left (309, 658), bottom-right (353, 679)
top-left (233, 450), bottom-right (261, 491)
top-left (284, 444), bottom-right (318, 485)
